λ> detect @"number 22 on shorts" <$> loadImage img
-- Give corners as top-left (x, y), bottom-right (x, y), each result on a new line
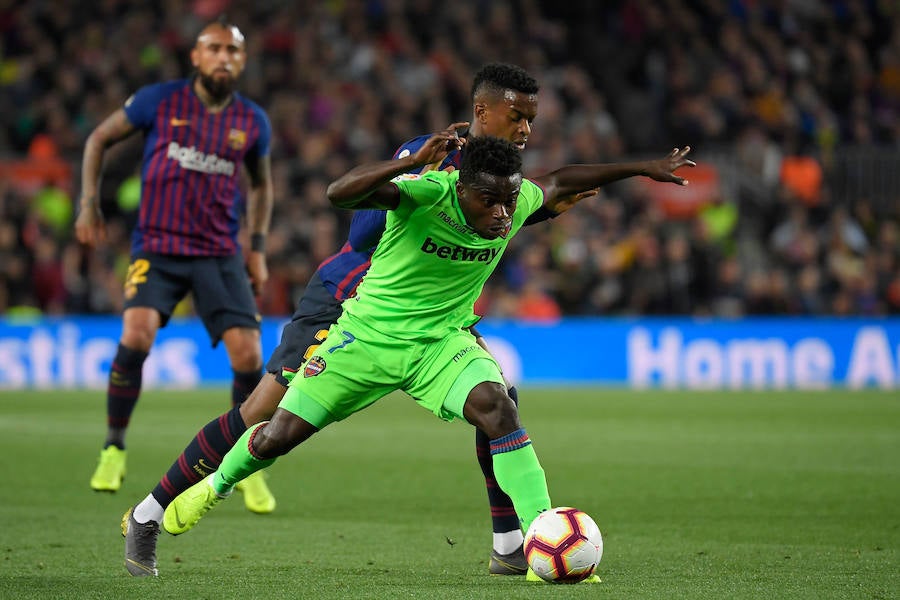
top-left (123, 258), bottom-right (151, 299)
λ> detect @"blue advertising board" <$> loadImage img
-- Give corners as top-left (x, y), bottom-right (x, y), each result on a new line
top-left (476, 317), bottom-right (900, 389)
top-left (1, 316), bottom-right (898, 389)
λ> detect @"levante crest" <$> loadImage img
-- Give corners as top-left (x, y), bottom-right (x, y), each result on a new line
top-left (304, 356), bottom-right (327, 378)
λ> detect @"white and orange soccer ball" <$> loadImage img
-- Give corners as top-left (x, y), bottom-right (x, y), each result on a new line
top-left (523, 506), bottom-right (603, 583)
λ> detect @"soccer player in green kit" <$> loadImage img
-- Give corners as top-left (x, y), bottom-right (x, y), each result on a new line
top-left (164, 128), bottom-right (694, 582)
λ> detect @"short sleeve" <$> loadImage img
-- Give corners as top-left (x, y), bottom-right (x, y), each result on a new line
top-left (347, 210), bottom-right (388, 252)
top-left (122, 83), bottom-right (167, 130)
top-left (519, 179), bottom-right (546, 218)
top-left (391, 171), bottom-right (453, 212)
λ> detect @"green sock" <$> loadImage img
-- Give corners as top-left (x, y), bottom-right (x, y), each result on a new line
top-left (213, 422), bottom-right (277, 495)
top-left (490, 428), bottom-right (551, 533)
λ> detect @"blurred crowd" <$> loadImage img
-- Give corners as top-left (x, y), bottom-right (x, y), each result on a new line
top-left (1, 0), bottom-right (899, 320)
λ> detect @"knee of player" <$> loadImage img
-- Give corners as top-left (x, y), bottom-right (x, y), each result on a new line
top-left (464, 383), bottom-right (520, 438)
top-left (228, 345), bottom-right (264, 371)
top-left (253, 409), bottom-right (318, 458)
top-left (120, 327), bottom-right (156, 352)
top-left (251, 424), bottom-right (290, 458)
top-left (222, 328), bottom-right (263, 368)
top-left (121, 307), bottom-right (161, 350)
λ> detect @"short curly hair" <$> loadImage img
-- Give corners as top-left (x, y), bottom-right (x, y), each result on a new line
top-left (470, 63), bottom-right (539, 101)
top-left (459, 136), bottom-right (522, 185)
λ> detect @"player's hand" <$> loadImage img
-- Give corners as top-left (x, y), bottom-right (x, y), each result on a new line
top-left (643, 146), bottom-right (696, 185)
top-left (246, 252), bottom-right (268, 296)
top-left (549, 188), bottom-right (600, 215)
top-left (74, 199), bottom-right (107, 247)
top-left (414, 122), bottom-right (468, 169)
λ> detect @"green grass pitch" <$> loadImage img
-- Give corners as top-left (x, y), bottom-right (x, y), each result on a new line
top-left (0, 388), bottom-right (897, 599)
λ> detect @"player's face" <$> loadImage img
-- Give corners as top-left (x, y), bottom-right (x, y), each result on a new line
top-left (477, 90), bottom-right (538, 151)
top-left (191, 25), bottom-right (246, 101)
top-left (456, 172), bottom-right (522, 240)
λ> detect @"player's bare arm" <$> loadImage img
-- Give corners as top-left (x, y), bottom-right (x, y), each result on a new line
top-left (244, 152), bottom-right (273, 295)
top-left (545, 188), bottom-right (601, 216)
top-left (535, 146), bottom-right (695, 211)
top-left (327, 122), bottom-right (468, 210)
top-left (75, 109), bottom-right (138, 247)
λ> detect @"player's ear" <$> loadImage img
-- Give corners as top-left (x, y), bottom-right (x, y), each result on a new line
top-left (190, 47), bottom-right (199, 68)
top-left (473, 103), bottom-right (487, 123)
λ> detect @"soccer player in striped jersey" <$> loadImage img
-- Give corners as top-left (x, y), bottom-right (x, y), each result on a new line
top-left (75, 18), bottom-right (275, 555)
top-left (118, 63), bottom-right (692, 577)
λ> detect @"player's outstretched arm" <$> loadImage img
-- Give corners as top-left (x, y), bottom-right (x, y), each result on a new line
top-left (327, 122), bottom-right (468, 210)
top-left (535, 146), bottom-right (695, 214)
top-left (75, 109), bottom-right (138, 248)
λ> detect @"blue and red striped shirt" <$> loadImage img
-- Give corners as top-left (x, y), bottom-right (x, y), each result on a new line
top-left (123, 79), bottom-right (271, 256)
top-left (316, 134), bottom-right (463, 301)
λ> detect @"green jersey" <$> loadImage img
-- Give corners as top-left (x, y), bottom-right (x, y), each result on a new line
top-left (341, 169), bottom-right (543, 341)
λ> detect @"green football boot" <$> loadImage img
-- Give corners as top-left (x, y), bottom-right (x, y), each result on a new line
top-left (163, 475), bottom-right (229, 535)
top-left (90, 446), bottom-right (126, 492)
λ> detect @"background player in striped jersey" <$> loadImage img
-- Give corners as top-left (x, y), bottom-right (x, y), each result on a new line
top-left (119, 63), bottom-right (692, 577)
top-left (75, 18), bottom-right (276, 534)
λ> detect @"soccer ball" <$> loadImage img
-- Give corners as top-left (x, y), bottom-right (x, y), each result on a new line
top-left (523, 506), bottom-right (603, 583)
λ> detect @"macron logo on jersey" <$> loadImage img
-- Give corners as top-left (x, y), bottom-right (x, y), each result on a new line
top-left (438, 210), bottom-right (472, 235)
top-left (167, 142), bottom-right (236, 176)
top-left (420, 237), bottom-right (500, 262)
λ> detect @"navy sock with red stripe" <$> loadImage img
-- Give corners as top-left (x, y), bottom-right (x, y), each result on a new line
top-left (475, 386), bottom-right (521, 534)
top-left (151, 405), bottom-right (247, 507)
top-left (232, 368), bottom-right (262, 408)
top-left (104, 344), bottom-right (148, 449)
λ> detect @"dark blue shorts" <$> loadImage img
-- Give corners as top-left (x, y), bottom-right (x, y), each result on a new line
top-left (265, 271), bottom-right (343, 386)
top-left (123, 251), bottom-right (260, 346)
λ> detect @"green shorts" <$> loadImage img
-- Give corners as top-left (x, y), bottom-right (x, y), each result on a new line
top-left (279, 313), bottom-right (504, 428)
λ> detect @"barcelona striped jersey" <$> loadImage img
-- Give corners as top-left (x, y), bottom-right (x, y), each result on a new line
top-left (123, 78), bottom-right (271, 256)
top-left (316, 134), bottom-right (463, 301)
